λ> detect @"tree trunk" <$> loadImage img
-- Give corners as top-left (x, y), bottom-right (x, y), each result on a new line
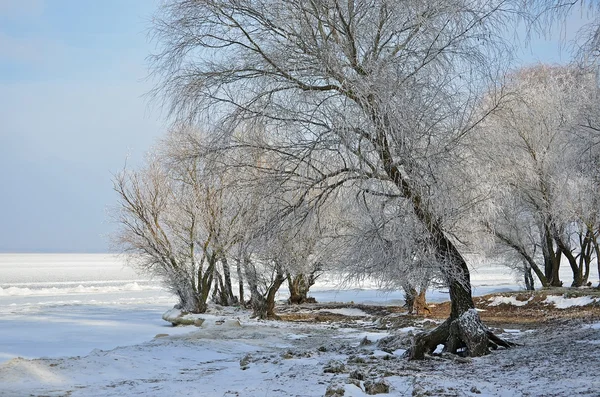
top-left (403, 284), bottom-right (430, 315)
top-left (221, 257), bottom-right (238, 305)
top-left (287, 271), bottom-right (318, 304)
top-left (414, 289), bottom-right (430, 315)
top-left (555, 238), bottom-right (583, 287)
top-left (265, 270), bottom-right (286, 318)
top-left (236, 258), bottom-right (245, 307)
top-left (403, 284), bottom-right (418, 314)
top-left (408, 231), bottom-right (515, 359)
top-left (542, 227), bottom-right (562, 286)
top-left (524, 262), bottom-right (535, 291)
top-left (211, 270), bottom-right (227, 305)
top-left (579, 228), bottom-right (593, 286)
top-left (373, 121), bottom-right (514, 359)
top-left (492, 228), bottom-right (548, 287)
top-left (249, 272), bottom-right (286, 319)
top-left (550, 250), bottom-right (562, 287)
top-left (245, 260), bottom-right (286, 319)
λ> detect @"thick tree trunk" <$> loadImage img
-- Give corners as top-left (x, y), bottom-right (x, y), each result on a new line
top-left (542, 228), bottom-right (562, 286)
top-left (403, 285), bottom-right (430, 315)
top-left (403, 285), bottom-right (418, 313)
top-left (287, 271), bottom-right (318, 304)
top-left (249, 273), bottom-right (285, 319)
top-left (211, 259), bottom-right (239, 306)
top-left (550, 251), bottom-right (562, 287)
top-left (221, 257), bottom-right (238, 304)
top-left (373, 121), bottom-right (515, 359)
top-left (408, 232), bottom-right (515, 359)
top-left (555, 238), bottom-right (584, 287)
top-left (245, 260), bottom-right (286, 319)
top-left (265, 271), bottom-right (286, 318)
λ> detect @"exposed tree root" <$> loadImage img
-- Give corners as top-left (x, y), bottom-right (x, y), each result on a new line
top-left (408, 309), bottom-right (518, 360)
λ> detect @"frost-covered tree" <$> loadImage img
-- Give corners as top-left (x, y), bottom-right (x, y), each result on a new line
top-left (149, 0), bottom-right (520, 357)
top-left (112, 129), bottom-right (255, 312)
top-left (113, 152), bottom-right (218, 313)
top-left (326, 188), bottom-right (437, 314)
top-left (473, 64), bottom-right (598, 288)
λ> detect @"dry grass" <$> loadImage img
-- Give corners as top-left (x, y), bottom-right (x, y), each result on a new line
top-left (277, 288), bottom-right (600, 330)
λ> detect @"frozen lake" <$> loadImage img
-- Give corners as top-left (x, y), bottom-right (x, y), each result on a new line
top-left (0, 253), bottom-right (588, 364)
top-left (0, 254), bottom-right (184, 363)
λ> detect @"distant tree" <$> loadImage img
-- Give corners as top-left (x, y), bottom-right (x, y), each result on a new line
top-left (326, 189), bottom-right (436, 314)
top-left (112, 129), bottom-right (252, 312)
top-left (473, 65), bottom-right (598, 287)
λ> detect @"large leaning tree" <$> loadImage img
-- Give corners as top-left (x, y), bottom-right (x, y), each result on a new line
top-left (149, 0), bottom-right (517, 358)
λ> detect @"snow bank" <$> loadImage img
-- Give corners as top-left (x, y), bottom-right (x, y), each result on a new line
top-left (487, 295), bottom-right (531, 307)
top-left (318, 308), bottom-right (369, 317)
top-left (162, 307), bottom-right (245, 328)
top-left (544, 295), bottom-right (596, 309)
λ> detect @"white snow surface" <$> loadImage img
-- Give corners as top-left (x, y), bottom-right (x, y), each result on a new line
top-left (1, 253), bottom-right (599, 396)
top-left (543, 295), bottom-right (596, 309)
top-left (318, 307), bottom-right (369, 317)
top-left (487, 295), bottom-right (531, 307)
top-left (2, 308), bottom-right (600, 396)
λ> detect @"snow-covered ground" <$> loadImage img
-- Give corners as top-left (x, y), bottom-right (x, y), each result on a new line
top-left (0, 253), bottom-right (598, 396)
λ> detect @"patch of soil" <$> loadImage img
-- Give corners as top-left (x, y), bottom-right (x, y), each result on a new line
top-left (277, 302), bottom-right (400, 323)
top-left (278, 288), bottom-right (600, 330)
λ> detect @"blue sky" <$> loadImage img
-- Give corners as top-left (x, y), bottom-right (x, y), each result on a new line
top-left (0, 0), bottom-right (163, 252)
top-left (0, 1), bottom-right (593, 253)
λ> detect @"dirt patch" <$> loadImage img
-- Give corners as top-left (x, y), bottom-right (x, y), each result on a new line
top-left (278, 288), bottom-right (600, 330)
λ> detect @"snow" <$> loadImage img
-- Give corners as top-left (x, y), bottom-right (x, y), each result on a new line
top-left (487, 295), bottom-right (531, 307)
top-left (586, 322), bottom-right (600, 330)
top-left (0, 282), bottom-right (160, 297)
top-left (318, 308), bottom-right (369, 316)
top-left (1, 253), bottom-right (600, 396)
top-left (2, 310), bottom-right (599, 396)
top-left (543, 295), bottom-right (596, 309)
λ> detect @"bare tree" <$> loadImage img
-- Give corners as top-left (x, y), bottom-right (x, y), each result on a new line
top-left (474, 64), bottom-right (598, 288)
top-left (112, 152), bottom-right (216, 313)
top-left (149, 0), bottom-right (518, 358)
top-left (112, 128), bottom-right (259, 312)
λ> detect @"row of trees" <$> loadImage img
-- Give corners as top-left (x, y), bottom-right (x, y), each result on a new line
top-left (473, 65), bottom-right (600, 290)
top-left (113, 0), bottom-right (600, 359)
top-left (113, 128), bottom-right (329, 318)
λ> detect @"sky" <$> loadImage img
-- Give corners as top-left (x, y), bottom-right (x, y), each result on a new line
top-left (0, 1), bottom-right (594, 253)
top-left (0, 0), bottom-right (164, 252)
